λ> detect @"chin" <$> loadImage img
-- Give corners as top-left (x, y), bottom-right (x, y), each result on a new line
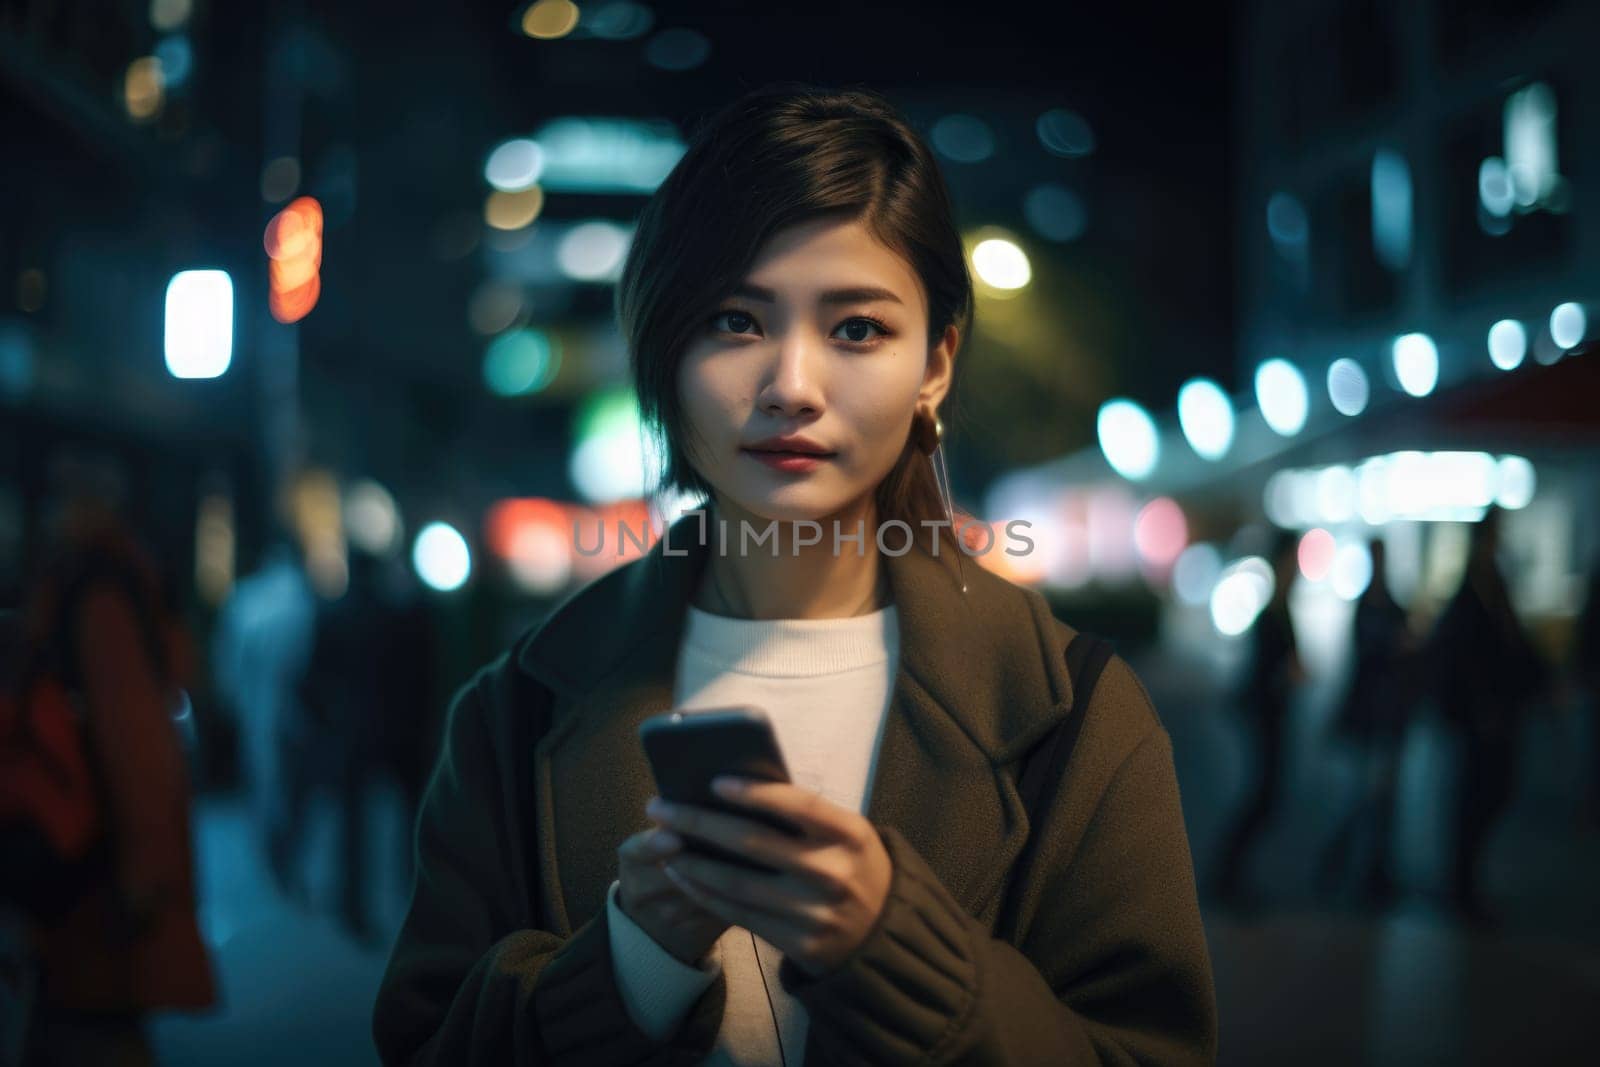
top-left (721, 480), bottom-right (859, 528)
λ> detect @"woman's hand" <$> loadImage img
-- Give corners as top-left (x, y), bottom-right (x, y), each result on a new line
top-left (645, 777), bottom-right (893, 978)
top-left (615, 826), bottom-right (731, 966)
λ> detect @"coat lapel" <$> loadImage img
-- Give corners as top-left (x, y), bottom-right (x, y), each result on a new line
top-left (517, 508), bottom-right (1078, 936)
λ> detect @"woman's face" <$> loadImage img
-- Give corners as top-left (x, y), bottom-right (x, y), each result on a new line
top-left (676, 216), bottom-right (957, 527)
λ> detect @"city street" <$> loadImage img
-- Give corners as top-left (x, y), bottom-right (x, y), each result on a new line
top-left (150, 660), bottom-right (1600, 1065)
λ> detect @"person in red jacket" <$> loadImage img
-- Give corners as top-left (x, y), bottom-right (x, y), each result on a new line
top-left (17, 500), bottom-right (217, 1065)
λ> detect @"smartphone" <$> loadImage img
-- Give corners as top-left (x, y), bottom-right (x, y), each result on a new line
top-left (638, 706), bottom-right (802, 875)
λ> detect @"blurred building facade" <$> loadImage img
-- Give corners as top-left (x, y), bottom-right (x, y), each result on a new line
top-left (1231, 0), bottom-right (1600, 655)
top-left (984, 0), bottom-right (1598, 681)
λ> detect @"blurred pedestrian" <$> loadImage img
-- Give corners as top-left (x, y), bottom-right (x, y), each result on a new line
top-left (1573, 561), bottom-right (1600, 828)
top-left (5, 500), bottom-right (216, 1065)
top-left (1216, 529), bottom-right (1305, 910)
top-left (1424, 507), bottom-right (1547, 925)
top-left (210, 529), bottom-right (316, 900)
top-left (1317, 540), bottom-right (1417, 908)
top-left (374, 565), bottom-right (437, 893)
top-left (294, 545), bottom-right (431, 943)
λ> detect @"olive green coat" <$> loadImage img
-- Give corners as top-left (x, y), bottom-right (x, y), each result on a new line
top-left (373, 513), bottom-right (1217, 1064)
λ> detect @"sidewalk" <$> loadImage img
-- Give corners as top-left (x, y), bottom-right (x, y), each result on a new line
top-left (143, 653), bottom-right (1600, 1065)
top-left (1137, 648), bottom-right (1600, 1063)
top-left (149, 786), bottom-right (411, 1067)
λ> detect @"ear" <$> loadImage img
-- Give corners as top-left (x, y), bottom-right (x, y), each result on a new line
top-left (917, 323), bottom-right (958, 410)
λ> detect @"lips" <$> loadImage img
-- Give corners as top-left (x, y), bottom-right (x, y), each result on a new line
top-left (742, 448), bottom-right (832, 473)
top-left (742, 435), bottom-right (835, 456)
top-left (744, 447), bottom-right (834, 457)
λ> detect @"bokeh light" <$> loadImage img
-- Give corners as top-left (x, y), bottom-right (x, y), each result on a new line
top-left (485, 139), bottom-right (545, 192)
top-left (645, 27), bottom-right (711, 70)
top-left (288, 469), bottom-right (348, 600)
top-left (486, 498), bottom-right (574, 594)
top-left (1550, 302), bottom-right (1587, 349)
top-left (154, 36), bottom-right (192, 87)
top-left (265, 197), bottom-right (324, 324)
top-left (1315, 465), bottom-right (1357, 524)
top-left (149, 0), bottom-right (191, 31)
top-left (1036, 109), bottom-right (1095, 157)
top-left (124, 56), bottom-right (164, 120)
top-left (412, 522), bottom-right (472, 592)
top-left (1487, 319), bottom-right (1527, 370)
top-left (1211, 556), bottom-right (1274, 636)
top-left (260, 156), bottom-right (301, 202)
top-left (1391, 332), bottom-right (1439, 397)
top-left (521, 0), bottom-right (580, 39)
top-left (1297, 528), bottom-right (1336, 582)
top-left (468, 280), bottom-right (525, 336)
top-left (571, 389), bottom-right (660, 503)
top-left (1134, 497), bottom-right (1188, 569)
top-left (1494, 455), bottom-right (1537, 509)
top-left (0, 323), bottom-right (35, 396)
top-left (1329, 540), bottom-right (1374, 601)
top-left (1370, 148), bottom-right (1413, 270)
top-left (1176, 378), bottom-right (1234, 460)
top-left (344, 480), bottom-right (404, 557)
top-left (1479, 157), bottom-right (1514, 218)
top-left (164, 270), bottom-right (233, 379)
top-left (194, 493), bottom-right (235, 607)
top-left (557, 221), bottom-right (630, 281)
top-left (931, 114), bottom-right (995, 162)
top-left (1023, 184), bottom-right (1087, 242)
top-left (1266, 193), bottom-right (1308, 247)
top-left (484, 187), bottom-right (545, 231)
top-left (1326, 358), bottom-right (1370, 416)
top-left (1097, 399), bottom-right (1160, 481)
top-left (1172, 543), bottom-right (1222, 606)
top-left (506, 521), bottom-right (573, 593)
top-left (483, 329), bottom-right (560, 396)
top-left (583, 0), bottom-right (654, 39)
top-left (971, 238), bottom-right (1032, 290)
top-left (1255, 359), bottom-right (1309, 436)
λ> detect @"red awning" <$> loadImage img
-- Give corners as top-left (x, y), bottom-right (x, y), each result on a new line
top-left (1425, 344), bottom-right (1598, 439)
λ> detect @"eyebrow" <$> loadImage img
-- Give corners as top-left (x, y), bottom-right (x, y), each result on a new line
top-left (730, 283), bottom-right (904, 307)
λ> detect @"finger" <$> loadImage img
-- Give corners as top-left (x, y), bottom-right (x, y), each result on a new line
top-left (619, 827), bottom-right (684, 866)
top-left (664, 853), bottom-right (831, 922)
top-left (664, 860), bottom-right (823, 942)
top-left (619, 826), bottom-right (680, 860)
top-left (622, 847), bottom-right (700, 907)
top-left (711, 778), bottom-right (854, 842)
top-left (650, 802), bottom-right (811, 872)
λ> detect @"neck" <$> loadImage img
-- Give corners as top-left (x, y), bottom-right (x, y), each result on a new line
top-left (690, 497), bottom-right (890, 620)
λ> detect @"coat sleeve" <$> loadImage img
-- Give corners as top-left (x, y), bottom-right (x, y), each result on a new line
top-left (777, 664), bottom-right (1218, 1065)
top-left (371, 662), bottom-right (727, 1065)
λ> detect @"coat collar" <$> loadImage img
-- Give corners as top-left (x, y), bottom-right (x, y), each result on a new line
top-left (516, 507), bottom-right (1078, 931)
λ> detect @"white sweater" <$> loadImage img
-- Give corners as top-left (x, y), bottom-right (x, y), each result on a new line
top-left (606, 601), bottom-right (901, 1065)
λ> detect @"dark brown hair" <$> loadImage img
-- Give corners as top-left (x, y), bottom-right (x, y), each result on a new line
top-left (615, 82), bottom-right (976, 553)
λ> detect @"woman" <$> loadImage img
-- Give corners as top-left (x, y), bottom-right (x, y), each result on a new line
top-left (373, 84), bottom-right (1216, 1065)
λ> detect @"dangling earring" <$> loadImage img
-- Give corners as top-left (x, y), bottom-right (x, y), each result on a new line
top-left (916, 406), bottom-right (967, 593)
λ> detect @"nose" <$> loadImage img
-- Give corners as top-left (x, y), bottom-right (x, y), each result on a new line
top-left (757, 330), bottom-right (826, 418)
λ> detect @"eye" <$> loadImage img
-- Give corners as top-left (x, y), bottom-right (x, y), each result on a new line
top-left (833, 316), bottom-right (891, 347)
top-left (707, 308), bottom-right (893, 348)
top-left (710, 308), bottom-right (760, 337)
